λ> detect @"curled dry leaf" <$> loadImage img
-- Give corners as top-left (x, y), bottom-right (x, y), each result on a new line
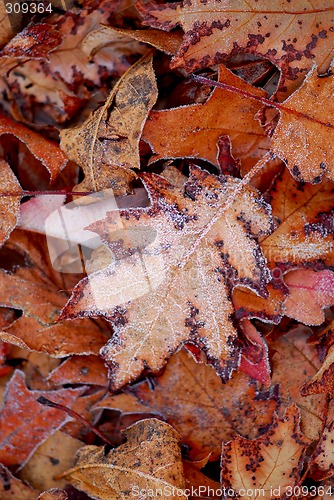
top-left (0, 463), bottom-right (39, 500)
top-left (284, 269), bottom-right (334, 325)
top-left (61, 166), bottom-right (273, 389)
top-left (0, 230), bottom-right (109, 357)
top-left (271, 64), bottom-right (334, 183)
top-left (60, 54), bottom-right (158, 194)
top-left (221, 405), bottom-right (310, 500)
top-left (309, 398), bottom-right (334, 481)
top-left (94, 349), bottom-right (279, 460)
top-left (138, 0), bottom-right (334, 96)
top-left (0, 159), bottom-right (22, 247)
top-left (142, 65), bottom-right (271, 172)
top-left (260, 167), bottom-right (334, 271)
top-left (106, 26), bottom-right (183, 55)
top-left (0, 113), bottom-right (68, 182)
top-left (270, 326), bottom-right (328, 441)
top-left (0, 370), bottom-right (84, 470)
top-left (62, 419), bottom-right (186, 499)
top-left (183, 456), bottom-right (221, 499)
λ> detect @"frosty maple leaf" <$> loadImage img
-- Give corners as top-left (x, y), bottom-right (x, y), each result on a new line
top-left (60, 165), bottom-right (273, 389)
top-left (143, 65), bottom-right (271, 173)
top-left (221, 404), bottom-right (310, 499)
top-left (138, 0), bottom-right (334, 97)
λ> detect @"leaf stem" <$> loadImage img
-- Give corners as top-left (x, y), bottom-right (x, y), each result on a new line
top-left (37, 396), bottom-right (114, 446)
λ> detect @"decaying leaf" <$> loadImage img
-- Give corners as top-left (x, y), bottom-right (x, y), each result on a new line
top-left (143, 65), bottom-right (271, 172)
top-left (260, 167), bottom-right (334, 270)
top-left (309, 398), bottom-right (334, 481)
top-left (94, 349), bottom-right (279, 459)
top-left (0, 463), bottom-right (39, 500)
top-left (61, 165), bottom-right (273, 389)
top-left (60, 54), bottom-right (158, 194)
top-left (221, 405), bottom-right (310, 499)
top-left (38, 490), bottom-right (68, 500)
top-left (0, 230), bottom-right (109, 357)
top-left (271, 64), bottom-right (334, 183)
top-left (48, 355), bottom-right (108, 387)
top-left (284, 269), bottom-right (334, 325)
top-left (270, 326), bottom-right (328, 441)
top-left (0, 370), bottom-right (84, 469)
top-left (0, 113), bottom-right (67, 182)
top-left (62, 419), bottom-right (186, 499)
top-left (0, 159), bottom-right (22, 247)
top-left (138, 0), bottom-right (334, 96)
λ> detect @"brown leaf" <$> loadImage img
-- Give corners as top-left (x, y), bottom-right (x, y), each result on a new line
top-left (142, 65), bottom-right (271, 173)
top-left (260, 167), bottom-right (334, 271)
top-left (94, 349), bottom-right (279, 459)
top-left (60, 165), bottom-right (273, 389)
top-left (0, 113), bottom-right (68, 182)
top-left (48, 355), bottom-right (108, 387)
top-left (284, 270), bottom-right (334, 325)
top-left (38, 490), bottom-right (68, 500)
top-left (221, 405), bottom-right (310, 500)
top-left (0, 230), bottom-right (109, 357)
top-left (62, 419), bottom-right (186, 499)
top-left (60, 54), bottom-right (157, 194)
top-left (0, 463), bottom-right (39, 500)
top-left (138, 0), bottom-right (334, 97)
top-left (233, 284), bottom-right (285, 324)
top-left (270, 326), bottom-right (328, 441)
top-left (271, 65), bottom-right (334, 183)
top-left (19, 430), bottom-right (82, 492)
top-left (0, 370), bottom-right (84, 469)
top-left (0, 159), bottom-right (22, 247)
top-left (308, 398), bottom-right (334, 481)
top-left (184, 456), bottom-right (221, 499)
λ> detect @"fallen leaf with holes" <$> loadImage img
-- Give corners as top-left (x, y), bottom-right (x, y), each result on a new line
top-left (260, 167), bottom-right (334, 271)
top-left (221, 404), bottom-right (310, 499)
top-left (94, 349), bottom-right (279, 459)
top-left (0, 464), bottom-right (39, 499)
top-left (60, 54), bottom-right (157, 194)
top-left (60, 165), bottom-right (273, 389)
top-left (0, 160), bottom-right (22, 247)
top-left (0, 230), bottom-right (109, 357)
top-left (270, 326), bottom-right (327, 441)
top-left (284, 269), bottom-right (334, 325)
top-left (143, 65), bottom-right (271, 172)
top-left (309, 398), bottom-right (334, 481)
top-left (0, 370), bottom-right (84, 469)
top-left (62, 419), bottom-right (186, 499)
top-left (271, 65), bottom-right (334, 183)
top-left (138, 0), bottom-right (334, 96)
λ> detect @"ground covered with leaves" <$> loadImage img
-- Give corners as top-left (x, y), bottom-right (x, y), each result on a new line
top-left (0, 0), bottom-right (334, 498)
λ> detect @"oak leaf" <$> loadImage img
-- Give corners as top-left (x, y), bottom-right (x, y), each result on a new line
top-left (61, 166), bottom-right (273, 389)
top-left (221, 405), bottom-right (310, 500)
top-left (284, 269), bottom-right (334, 325)
top-left (0, 370), bottom-right (84, 469)
top-left (62, 419), bottom-right (186, 499)
top-left (271, 64), bottom-right (334, 183)
top-left (138, 0), bottom-right (334, 96)
top-left (95, 349), bottom-right (279, 459)
top-left (60, 54), bottom-right (157, 194)
top-left (142, 65), bottom-right (271, 173)
top-left (260, 167), bottom-right (334, 271)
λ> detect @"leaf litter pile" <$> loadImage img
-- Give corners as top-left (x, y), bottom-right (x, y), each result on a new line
top-left (1, 0), bottom-right (334, 498)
